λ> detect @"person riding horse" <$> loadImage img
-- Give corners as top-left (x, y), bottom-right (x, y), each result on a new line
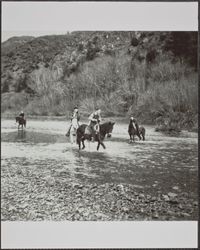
top-left (16, 110), bottom-right (26, 129)
top-left (19, 111), bottom-right (25, 119)
top-left (87, 107), bottom-right (102, 141)
top-left (66, 107), bottom-right (80, 137)
top-left (71, 107), bottom-right (80, 124)
top-left (130, 116), bottom-right (140, 136)
top-left (128, 116), bottom-right (146, 141)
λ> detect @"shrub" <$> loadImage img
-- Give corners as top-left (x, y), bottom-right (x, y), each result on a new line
top-left (1, 92), bottom-right (28, 113)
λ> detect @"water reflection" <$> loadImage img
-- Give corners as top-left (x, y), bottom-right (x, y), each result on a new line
top-left (16, 130), bottom-right (26, 142)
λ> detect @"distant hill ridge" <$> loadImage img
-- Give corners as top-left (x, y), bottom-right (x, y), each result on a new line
top-left (2, 36), bottom-right (35, 53)
top-left (1, 31), bottom-right (132, 94)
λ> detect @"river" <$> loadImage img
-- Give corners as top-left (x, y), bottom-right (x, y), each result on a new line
top-left (1, 119), bottom-right (198, 220)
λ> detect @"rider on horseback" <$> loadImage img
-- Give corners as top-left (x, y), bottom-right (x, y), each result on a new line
top-left (71, 106), bottom-right (80, 123)
top-left (19, 111), bottom-right (25, 119)
top-left (16, 110), bottom-right (26, 129)
top-left (66, 107), bottom-right (80, 137)
top-left (130, 116), bottom-right (140, 137)
top-left (88, 107), bottom-right (102, 141)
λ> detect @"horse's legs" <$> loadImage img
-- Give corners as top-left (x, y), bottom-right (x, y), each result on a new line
top-left (77, 139), bottom-right (81, 150)
top-left (137, 132), bottom-right (141, 140)
top-left (97, 139), bottom-right (106, 151)
top-left (81, 138), bottom-right (85, 150)
top-left (96, 135), bottom-right (101, 151)
top-left (100, 141), bottom-right (106, 149)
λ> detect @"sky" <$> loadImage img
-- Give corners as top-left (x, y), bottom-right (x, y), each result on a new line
top-left (2, 2), bottom-right (198, 42)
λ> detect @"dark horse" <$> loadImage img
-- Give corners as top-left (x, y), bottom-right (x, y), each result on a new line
top-left (76, 122), bottom-right (115, 150)
top-left (128, 120), bottom-right (145, 142)
top-left (16, 116), bottom-right (26, 130)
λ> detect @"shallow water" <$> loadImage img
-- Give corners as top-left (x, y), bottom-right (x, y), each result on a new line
top-left (2, 119), bottom-right (198, 187)
top-left (1, 119), bottom-right (198, 220)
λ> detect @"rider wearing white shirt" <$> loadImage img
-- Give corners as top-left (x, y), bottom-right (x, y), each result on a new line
top-left (88, 107), bottom-right (102, 140)
top-left (71, 107), bottom-right (80, 126)
top-left (66, 107), bottom-right (80, 137)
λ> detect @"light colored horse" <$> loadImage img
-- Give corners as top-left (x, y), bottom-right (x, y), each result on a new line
top-left (69, 118), bottom-right (79, 144)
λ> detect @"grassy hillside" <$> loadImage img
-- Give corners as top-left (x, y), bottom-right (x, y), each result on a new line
top-left (1, 31), bottom-right (198, 129)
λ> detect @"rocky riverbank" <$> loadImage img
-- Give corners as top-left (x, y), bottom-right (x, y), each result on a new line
top-left (1, 179), bottom-right (198, 221)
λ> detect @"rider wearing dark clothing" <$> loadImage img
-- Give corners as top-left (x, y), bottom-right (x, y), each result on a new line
top-left (130, 117), bottom-right (140, 138)
top-left (19, 111), bottom-right (25, 119)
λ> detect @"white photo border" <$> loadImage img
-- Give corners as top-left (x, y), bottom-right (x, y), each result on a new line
top-left (1, 1), bottom-right (199, 249)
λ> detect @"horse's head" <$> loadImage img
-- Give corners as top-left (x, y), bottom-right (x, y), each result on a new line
top-left (105, 121), bottom-right (115, 138)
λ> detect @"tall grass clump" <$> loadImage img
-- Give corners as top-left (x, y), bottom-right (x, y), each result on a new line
top-left (129, 54), bottom-right (198, 126)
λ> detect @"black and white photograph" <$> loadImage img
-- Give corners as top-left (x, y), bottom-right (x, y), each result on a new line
top-left (1, 1), bottom-right (198, 248)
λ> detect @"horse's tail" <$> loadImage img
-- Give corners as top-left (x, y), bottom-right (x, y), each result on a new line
top-left (141, 127), bottom-right (145, 135)
top-left (139, 126), bottom-right (145, 133)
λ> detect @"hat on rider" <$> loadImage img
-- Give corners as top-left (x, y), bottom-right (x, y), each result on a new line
top-left (95, 106), bottom-right (101, 112)
top-left (94, 107), bottom-right (101, 116)
top-left (130, 116), bottom-right (136, 122)
top-left (73, 107), bottom-right (78, 113)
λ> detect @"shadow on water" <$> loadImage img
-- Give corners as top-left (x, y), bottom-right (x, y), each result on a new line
top-left (68, 146), bottom-right (151, 186)
top-left (1, 130), bottom-right (66, 144)
top-left (16, 130), bottom-right (27, 142)
top-left (70, 149), bottom-right (118, 183)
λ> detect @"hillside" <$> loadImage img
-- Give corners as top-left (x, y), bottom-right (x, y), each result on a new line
top-left (1, 36), bottom-right (34, 54)
top-left (1, 31), bottom-right (198, 128)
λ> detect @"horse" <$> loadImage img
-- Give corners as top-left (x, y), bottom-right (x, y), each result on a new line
top-left (76, 121), bottom-right (115, 150)
top-left (128, 120), bottom-right (145, 142)
top-left (16, 116), bottom-right (26, 130)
